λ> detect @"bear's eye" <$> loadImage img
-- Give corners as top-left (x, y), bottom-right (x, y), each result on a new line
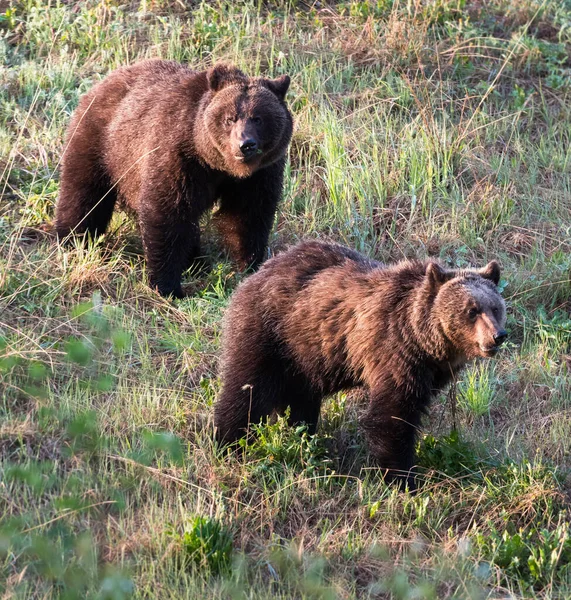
top-left (493, 307), bottom-right (499, 317)
top-left (225, 116), bottom-right (237, 126)
top-left (252, 116), bottom-right (262, 125)
top-left (467, 308), bottom-right (478, 320)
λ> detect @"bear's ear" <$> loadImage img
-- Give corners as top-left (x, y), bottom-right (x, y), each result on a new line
top-left (426, 263), bottom-right (450, 288)
top-left (263, 74), bottom-right (291, 100)
top-left (207, 64), bottom-right (244, 92)
top-left (480, 260), bottom-right (501, 285)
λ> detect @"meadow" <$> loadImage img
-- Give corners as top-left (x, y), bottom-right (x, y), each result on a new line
top-left (1, 0), bottom-right (570, 597)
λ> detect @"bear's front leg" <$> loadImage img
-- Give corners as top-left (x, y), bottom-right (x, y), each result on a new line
top-left (138, 184), bottom-right (202, 298)
top-left (361, 380), bottom-right (423, 492)
top-left (214, 162), bottom-right (284, 270)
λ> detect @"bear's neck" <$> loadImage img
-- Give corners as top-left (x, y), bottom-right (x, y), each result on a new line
top-left (408, 284), bottom-right (460, 367)
top-left (191, 95), bottom-right (225, 172)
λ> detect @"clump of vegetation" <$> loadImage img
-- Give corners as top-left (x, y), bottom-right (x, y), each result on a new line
top-left (168, 516), bottom-right (233, 576)
top-left (1, 522), bottom-right (134, 600)
top-left (459, 363), bottom-right (497, 418)
top-left (416, 429), bottom-right (487, 479)
top-left (239, 412), bottom-right (333, 482)
top-left (473, 520), bottom-right (571, 590)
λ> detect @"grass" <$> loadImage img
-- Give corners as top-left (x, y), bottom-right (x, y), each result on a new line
top-left (1, 0), bottom-right (570, 597)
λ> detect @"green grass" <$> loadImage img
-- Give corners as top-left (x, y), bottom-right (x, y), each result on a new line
top-left (1, 0), bottom-right (570, 597)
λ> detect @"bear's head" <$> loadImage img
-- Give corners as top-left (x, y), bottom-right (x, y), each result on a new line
top-left (427, 261), bottom-right (507, 360)
top-left (197, 64), bottom-right (293, 178)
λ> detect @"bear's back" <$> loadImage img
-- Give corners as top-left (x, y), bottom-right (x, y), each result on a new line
top-left (223, 241), bottom-right (437, 389)
top-left (244, 240), bottom-right (378, 307)
top-left (90, 61), bottom-right (207, 206)
top-left (103, 59), bottom-right (206, 137)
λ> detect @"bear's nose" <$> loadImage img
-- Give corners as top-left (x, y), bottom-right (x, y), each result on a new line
top-left (493, 329), bottom-right (507, 346)
top-left (240, 139), bottom-right (258, 157)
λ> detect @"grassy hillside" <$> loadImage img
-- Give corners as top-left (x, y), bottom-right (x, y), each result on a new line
top-left (1, 0), bottom-right (570, 597)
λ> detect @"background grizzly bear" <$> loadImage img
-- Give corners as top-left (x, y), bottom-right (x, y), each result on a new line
top-left (215, 240), bottom-right (507, 490)
top-left (55, 60), bottom-right (293, 297)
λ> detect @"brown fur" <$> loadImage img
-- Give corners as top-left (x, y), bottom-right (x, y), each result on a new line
top-left (55, 60), bottom-right (293, 297)
top-left (215, 240), bottom-right (507, 490)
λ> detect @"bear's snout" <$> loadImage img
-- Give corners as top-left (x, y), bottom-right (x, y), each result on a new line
top-left (474, 312), bottom-right (507, 356)
top-left (239, 137), bottom-right (258, 158)
top-left (232, 120), bottom-right (262, 162)
top-left (493, 329), bottom-right (508, 346)
top-left (480, 327), bottom-right (507, 355)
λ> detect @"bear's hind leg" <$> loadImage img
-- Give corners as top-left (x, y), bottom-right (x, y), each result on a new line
top-left (215, 357), bottom-right (321, 444)
top-left (284, 375), bottom-right (322, 435)
top-left (56, 159), bottom-right (117, 242)
top-left (215, 358), bottom-right (284, 444)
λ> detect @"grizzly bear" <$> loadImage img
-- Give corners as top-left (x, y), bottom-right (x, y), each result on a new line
top-left (215, 240), bottom-right (507, 490)
top-left (55, 60), bottom-right (293, 298)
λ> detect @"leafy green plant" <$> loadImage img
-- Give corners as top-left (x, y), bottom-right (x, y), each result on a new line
top-left (416, 429), bottom-right (488, 480)
top-left (0, 526), bottom-right (134, 599)
top-left (239, 411), bottom-right (333, 481)
top-left (473, 520), bottom-right (571, 589)
top-left (169, 516), bottom-right (233, 575)
top-left (137, 430), bottom-right (184, 466)
top-left (0, 6), bottom-right (18, 30)
top-left (534, 307), bottom-right (571, 351)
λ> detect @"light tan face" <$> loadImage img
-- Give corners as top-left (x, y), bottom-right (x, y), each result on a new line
top-left (458, 281), bottom-right (507, 357)
top-left (431, 263), bottom-right (507, 360)
top-left (202, 70), bottom-right (292, 179)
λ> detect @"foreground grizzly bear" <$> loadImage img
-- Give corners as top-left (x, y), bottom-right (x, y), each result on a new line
top-left (56, 60), bottom-right (293, 297)
top-left (215, 241), bottom-right (507, 489)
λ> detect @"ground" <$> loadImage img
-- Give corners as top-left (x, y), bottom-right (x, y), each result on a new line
top-left (0, 1), bottom-right (570, 598)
